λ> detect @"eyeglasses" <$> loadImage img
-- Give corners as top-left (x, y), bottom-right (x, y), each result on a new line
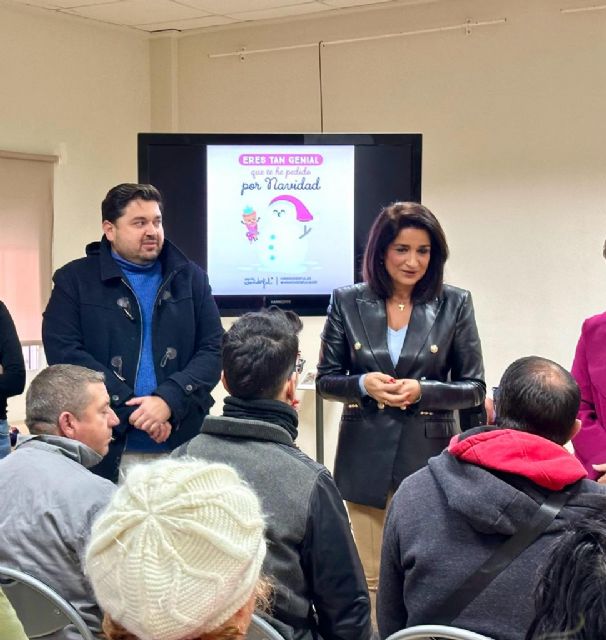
top-left (295, 357), bottom-right (306, 374)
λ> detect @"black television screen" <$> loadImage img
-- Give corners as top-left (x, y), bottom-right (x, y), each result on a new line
top-left (138, 133), bottom-right (422, 316)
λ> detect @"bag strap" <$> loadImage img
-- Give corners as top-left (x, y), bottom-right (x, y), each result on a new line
top-left (431, 487), bottom-right (573, 626)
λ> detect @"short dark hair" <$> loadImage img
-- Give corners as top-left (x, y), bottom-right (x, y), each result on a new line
top-left (362, 202), bottom-right (449, 302)
top-left (496, 356), bottom-right (580, 445)
top-left (526, 513), bottom-right (606, 640)
top-left (101, 183), bottom-right (163, 224)
top-left (266, 305), bottom-right (303, 335)
top-left (222, 309), bottom-right (300, 400)
top-left (26, 364), bottom-right (105, 435)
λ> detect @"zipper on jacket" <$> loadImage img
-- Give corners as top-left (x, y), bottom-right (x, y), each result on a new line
top-left (121, 279), bottom-right (144, 387)
top-left (151, 272), bottom-right (177, 373)
top-left (153, 272), bottom-right (176, 312)
top-left (120, 268), bottom-right (178, 385)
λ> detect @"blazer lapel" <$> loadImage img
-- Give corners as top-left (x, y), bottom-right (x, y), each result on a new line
top-left (396, 297), bottom-right (442, 378)
top-left (356, 292), bottom-right (396, 376)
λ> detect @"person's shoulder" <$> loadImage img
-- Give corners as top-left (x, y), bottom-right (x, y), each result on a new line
top-left (332, 282), bottom-right (374, 303)
top-left (581, 310), bottom-right (606, 334)
top-left (54, 243), bottom-right (101, 276)
top-left (164, 241), bottom-right (209, 282)
top-left (0, 300), bottom-right (11, 321)
top-left (441, 283), bottom-right (471, 301)
top-left (577, 478), bottom-right (606, 496)
top-left (172, 433), bottom-right (207, 457)
top-left (390, 464), bottom-right (436, 511)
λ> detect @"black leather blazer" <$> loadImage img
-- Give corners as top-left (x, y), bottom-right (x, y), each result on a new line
top-left (316, 282), bottom-right (485, 508)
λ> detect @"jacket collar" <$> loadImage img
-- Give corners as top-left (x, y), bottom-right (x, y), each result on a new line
top-left (201, 415), bottom-right (295, 447)
top-left (355, 285), bottom-right (442, 378)
top-left (448, 427), bottom-right (587, 491)
top-left (16, 434), bottom-right (103, 468)
top-left (87, 236), bottom-right (190, 282)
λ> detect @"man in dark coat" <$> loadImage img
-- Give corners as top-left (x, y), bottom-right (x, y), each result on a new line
top-left (42, 183), bottom-right (223, 482)
top-left (378, 355), bottom-right (606, 640)
top-left (174, 309), bottom-right (372, 640)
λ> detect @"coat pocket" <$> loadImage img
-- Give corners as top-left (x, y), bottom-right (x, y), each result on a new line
top-left (424, 416), bottom-right (457, 439)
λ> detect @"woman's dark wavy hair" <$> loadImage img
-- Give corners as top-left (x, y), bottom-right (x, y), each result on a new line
top-left (362, 202), bottom-right (449, 302)
top-left (526, 513), bottom-right (606, 640)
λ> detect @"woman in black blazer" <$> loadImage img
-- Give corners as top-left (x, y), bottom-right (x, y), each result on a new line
top-left (316, 202), bottom-right (485, 589)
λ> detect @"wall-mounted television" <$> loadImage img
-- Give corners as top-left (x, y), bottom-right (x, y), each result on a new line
top-left (138, 133), bottom-right (422, 316)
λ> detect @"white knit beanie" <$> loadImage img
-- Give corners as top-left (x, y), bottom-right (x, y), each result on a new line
top-left (85, 458), bottom-right (266, 640)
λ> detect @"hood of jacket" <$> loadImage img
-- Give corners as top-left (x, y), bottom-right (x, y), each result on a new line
top-left (427, 427), bottom-right (603, 537)
top-left (15, 434), bottom-right (103, 468)
top-left (86, 236), bottom-right (190, 281)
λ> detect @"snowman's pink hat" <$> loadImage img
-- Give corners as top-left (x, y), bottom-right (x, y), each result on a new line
top-left (269, 195), bottom-right (313, 222)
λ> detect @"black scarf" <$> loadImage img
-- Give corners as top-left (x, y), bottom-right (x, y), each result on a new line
top-left (223, 396), bottom-right (299, 442)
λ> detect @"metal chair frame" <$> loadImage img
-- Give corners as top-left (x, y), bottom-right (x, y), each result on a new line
top-left (246, 613), bottom-right (287, 640)
top-left (385, 624), bottom-right (494, 640)
top-left (0, 565), bottom-right (95, 639)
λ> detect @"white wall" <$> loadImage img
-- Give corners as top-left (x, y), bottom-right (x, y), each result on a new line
top-left (0, 4), bottom-right (150, 270)
top-left (1, 3), bottom-right (150, 420)
top-left (150, 0), bottom-right (606, 467)
top-left (4, 0), bottom-right (605, 458)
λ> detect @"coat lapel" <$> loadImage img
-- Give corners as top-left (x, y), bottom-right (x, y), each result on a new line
top-left (396, 297), bottom-right (442, 378)
top-left (356, 292), bottom-right (396, 376)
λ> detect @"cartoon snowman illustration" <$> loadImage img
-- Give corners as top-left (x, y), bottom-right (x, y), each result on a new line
top-left (258, 195), bottom-right (313, 273)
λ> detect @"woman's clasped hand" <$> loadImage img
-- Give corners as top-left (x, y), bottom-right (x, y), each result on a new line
top-left (363, 373), bottom-right (421, 408)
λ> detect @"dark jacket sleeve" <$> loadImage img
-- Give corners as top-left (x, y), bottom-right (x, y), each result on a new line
top-left (153, 268), bottom-right (223, 421)
top-left (42, 267), bottom-right (134, 403)
top-left (377, 501), bottom-right (408, 639)
top-left (300, 470), bottom-right (372, 640)
top-left (316, 292), bottom-right (364, 403)
top-left (418, 290), bottom-right (485, 410)
top-left (0, 301), bottom-right (25, 397)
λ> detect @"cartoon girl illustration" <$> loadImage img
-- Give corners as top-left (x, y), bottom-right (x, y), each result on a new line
top-left (241, 206), bottom-right (260, 243)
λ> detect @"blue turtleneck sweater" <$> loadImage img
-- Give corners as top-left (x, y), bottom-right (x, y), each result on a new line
top-left (112, 251), bottom-right (168, 452)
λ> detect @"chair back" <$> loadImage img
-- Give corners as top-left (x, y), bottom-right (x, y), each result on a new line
top-left (0, 565), bottom-right (95, 639)
top-left (385, 624), bottom-right (494, 640)
top-left (246, 613), bottom-right (287, 640)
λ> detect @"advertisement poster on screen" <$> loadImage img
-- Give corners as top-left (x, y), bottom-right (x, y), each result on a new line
top-left (207, 145), bottom-right (355, 296)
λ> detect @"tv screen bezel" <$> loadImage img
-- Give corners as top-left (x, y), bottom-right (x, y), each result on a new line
top-left (138, 132), bottom-right (422, 316)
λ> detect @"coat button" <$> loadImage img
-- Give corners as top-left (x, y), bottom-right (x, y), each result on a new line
top-left (112, 395), bottom-right (119, 403)
top-left (430, 344), bottom-right (439, 354)
top-left (377, 402), bottom-right (385, 410)
top-left (185, 384), bottom-right (193, 392)
top-left (354, 341), bottom-right (362, 350)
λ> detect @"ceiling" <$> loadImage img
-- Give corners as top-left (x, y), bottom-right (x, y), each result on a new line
top-left (4, 0), bottom-right (437, 33)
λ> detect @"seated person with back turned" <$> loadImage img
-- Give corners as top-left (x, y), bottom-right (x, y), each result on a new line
top-left (174, 309), bottom-right (372, 640)
top-left (378, 355), bottom-right (606, 640)
top-left (85, 458), bottom-right (267, 640)
top-left (0, 364), bottom-right (118, 639)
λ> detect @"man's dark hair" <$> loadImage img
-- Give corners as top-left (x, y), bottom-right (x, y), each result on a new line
top-left (526, 513), bottom-right (606, 640)
top-left (222, 309), bottom-right (300, 400)
top-left (101, 183), bottom-right (163, 224)
top-left (496, 356), bottom-right (580, 445)
top-left (362, 202), bottom-right (449, 303)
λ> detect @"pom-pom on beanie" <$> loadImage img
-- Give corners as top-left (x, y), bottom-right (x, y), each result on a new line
top-left (85, 458), bottom-right (266, 640)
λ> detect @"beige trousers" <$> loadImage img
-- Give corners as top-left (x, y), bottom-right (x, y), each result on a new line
top-left (346, 496), bottom-right (392, 591)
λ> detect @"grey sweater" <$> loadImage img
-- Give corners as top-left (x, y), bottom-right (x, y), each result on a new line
top-left (174, 413), bottom-right (372, 640)
top-left (0, 436), bottom-right (115, 639)
top-left (378, 429), bottom-right (606, 640)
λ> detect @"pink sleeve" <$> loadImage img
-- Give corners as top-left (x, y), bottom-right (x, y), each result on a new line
top-left (571, 325), bottom-right (606, 479)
